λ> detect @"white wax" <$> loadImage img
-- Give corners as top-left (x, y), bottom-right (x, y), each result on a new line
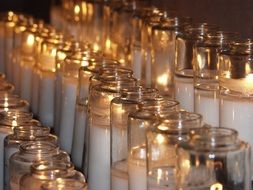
top-left (12, 50), bottom-right (21, 94)
top-left (0, 128), bottom-right (12, 190)
top-left (54, 72), bottom-right (63, 135)
top-left (111, 160), bottom-right (128, 190)
top-left (128, 157), bottom-right (147, 190)
top-left (71, 103), bottom-right (87, 169)
top-left (59, 77), bottom-right (78, 154)
top-left (31, 67), bottom-right (40, 116)
top-left (132, 47), bottom-right (142, 80)
top-left (4, 146), bottom-right (19, 190)
top-left (88, 125), bottom-right (110, 190)
top-left (174, 76), bottom-right (194, 112)
top-left (38, 71), bottom-right (55, 127)
top-left (194, 89), bottom-right (219, 126)
top-left (220, 95), bottom-right (253, 177)
top-left (20, 58), bottom-right (35, 103)
top-left (144, 50), bottom-right (152, 87)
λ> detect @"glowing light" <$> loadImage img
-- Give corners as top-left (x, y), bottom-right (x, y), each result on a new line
top-left (81, 60), bottom-right (89, 67)
top-left (74, 5), bottom-right (80, 15)
top-left (105, 38), bottom-right (111, 50)
top-left (51, 48), bottom-right (57, 57)
top-left (156, 168), bottom-right (163, 184)
top-left (156, 134), bottom-right (165, 144)
top-left (210, 183), bottom-right (223, 190)
top-left (93, 43), bottom-right (100, 52)
top-left (27, 34), bottom-right (35, 46)
top-left (12, 120), bottom-right (18, 127)
top-left (157, 73), bottom-right (168, 86)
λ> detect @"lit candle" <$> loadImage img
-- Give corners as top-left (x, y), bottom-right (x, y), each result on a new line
top-left (38, 46), bottom-right (57, 127)
top-left (210, 183), bottom-right (223, 190)
top-left (22, 33), bottom-right (35, 55)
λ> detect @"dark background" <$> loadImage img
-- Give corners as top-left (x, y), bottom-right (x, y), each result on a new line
top-left (0, 0), bottom-right (252, 38)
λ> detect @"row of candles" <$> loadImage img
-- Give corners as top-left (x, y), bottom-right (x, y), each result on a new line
top-left (0, 0), bottom-right (252, 190)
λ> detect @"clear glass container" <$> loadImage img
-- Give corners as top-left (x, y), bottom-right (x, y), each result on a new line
top-left (72, 59), bottom-right (121, 170)
top-left (37, 33), bottom-right (66, 128)
top-left (141, 9), bottom-right (164, 87)
top-left (4, 123), bottom-right (57, 190)
top-left (110, 86), bottom-right (158, 190)
top-left (9, 141), bottom-right (68, 190)
top-left (219, 40), bottom-right (253, 179)
top-left (19, 25), bottom-right (39, 103)
top-left (175, 23), bottom-right (218, 111)
top-left (20, 160), bottom-right (85, 190)
top-left (151, 16), bottom-right (191, 97)
top-left (12, 19), bottom-right (27, 93)
top-left (58, 51), bottom-right (103, 154)
top-left (88, 77), bottom-right (137, 190)
top-left (41, 178), bottom-right (88, 190)
top-left (176, 127), bottom-right (251, 190)
top-left (54, 41), bottom-right (86, 135)
top-left (146, 111), bottom-right (203, 189)
top-left (194, 31), bottom-right (239, 126)
top-left (0, 96), bottom-right (29, 112)
top-left (127, 97), bottom-right (180, 190)
top-left (31, 26), bottom-right (55, 117)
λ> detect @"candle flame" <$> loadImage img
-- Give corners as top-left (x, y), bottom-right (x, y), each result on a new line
top-left (74, 5), bottom-right (80, 15)
top-left (210, 183), bottom-right (223, 190)
top-left (12, 120), bottom-right (18, 127)
top-left (157, 73), bottom-right (168, 86)
top-left (27, 34), bottom-right (35, 46)
top-left (156, 134), bottom-right (165, 144)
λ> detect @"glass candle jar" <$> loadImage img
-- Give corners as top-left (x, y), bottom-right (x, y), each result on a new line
top-left (9, 141), bottom-right (68, 190)
top-left (88, 77), bottom-right (137, 190)
top-left (193, 31), bottom-right (239, 126)
top-left (41, 178), bottom-right (88, 190)
top-left (31, 26), bottom-right (55, 117)
top-left (37, 33), bottom-right (66, 127)
top-left (54, 41), bottom-right (85, 134)
top-left (20, 160), bottom-right (85, 190)
top-left (19, 27), bottom-right (39, 103)
top-left (151, 16), bottom-right (191, 97)
top-left (0, 96), bottom-right (29, 112)
top-left (12, 19), bottom-right (27, 93)
top-left (128, 97), bottom-right (180, 190)
top-left (110, 86), bottom-right (158, 190)
top-left (58, 51), bottom-right (103, 154)
top-left (177, 127), bottom-right (251, 190)
top-left (175, 23), bottom-right (218, 111)
top-left (72, 59), bottom-right (121, 170)
top-left (219, 40), bottom-right (253, 179)
top-left (146, 111), bottom-right (203, 189)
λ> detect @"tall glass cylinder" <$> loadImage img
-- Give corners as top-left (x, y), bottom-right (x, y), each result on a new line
top-left (9, 141), bottom-right (66, 190)
top-left (177, 127), bottom-right (251, 189)
top-left (88, 77), bottom-right (137, 190)
top-left (110, 87), bottom-right (158, 190)
top-left (175, 23), bottom-right (218, 111)
top-left (72, 59), bottom-right (120, 170)
top-left (219, 40), bottom-right (253, 179)
top-left (151, 16), bottom-right (191, 97)
top-left (20, 26), bottom-right (38, 103)
top-left (194, 31), bottom-right (238, 126)
top-left (37, 33), bottom-right (65, 127)
top-left (31, 26), bottom-right (54, 117)
top-left (128, 98), bottom-right (180, 190)
top-left (146, 111), bottom-right (203, 189)
top-left (20, 160), bottom-right (85, 190)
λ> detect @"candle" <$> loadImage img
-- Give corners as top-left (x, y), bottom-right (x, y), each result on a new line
top-left (22, 34), bottom-right (35, 55)
top-left (20, 57), bottom-right (35, 103)
top-left (59, 76), bottom-right (78, 154)
top-left (71, 102), bottom-right (87, 169)
top-left (128, 146), bottom-right (147, 190)
top-left (12, 50), bottom-right (22, 94)
top-left (194, 88), bottom-right (219, 126)
top-left (111, 160), bottom-right (128, 190)
top-left (0, 125), bottom-right (12, 190)
top-left (31, 66), bottom-right (41, 116)
top-left (131, 46), bottom-right (142, 80)
top-left (38, 49), bottom-right (57, 127)
top-left (174, 75), bottom-right (194, 112)
top-left (0, 20), bottom-right (4, 73)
